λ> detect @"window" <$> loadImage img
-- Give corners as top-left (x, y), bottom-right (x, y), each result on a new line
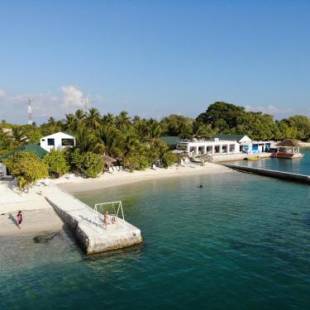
top-left (47, 138), bottom-right (55, 146)
top-left (62, 138), bottom-right (74, 146)
top-left (229, 144), bottom-right (235, 152)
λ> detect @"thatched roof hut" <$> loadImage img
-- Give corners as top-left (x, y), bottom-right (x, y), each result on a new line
top-left (277, 139), bottom-right (300, 147)
top-left (103, 154), bottom-right (118, 167)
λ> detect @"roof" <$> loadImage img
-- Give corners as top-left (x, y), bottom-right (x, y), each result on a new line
top-left (277, 139), bottom-right (300, 147)
top-left (41, 131), bottom-right (75, 140)
top-left (215, 134), bottom-right (251, 142)
top-left (160, 136), bottom-right (182, 146)
top-left (103, 154), bottom-right (117, 165)
top-left (0, 144), bottom-right (48, 161)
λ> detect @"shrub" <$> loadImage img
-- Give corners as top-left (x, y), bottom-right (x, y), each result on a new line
top-left (161, 151), bottom-right (178, 168)
top-left (123, 153), bottom-right (150, 171)
top-left (70, 149), bottom-right (103, 178)
top-left (5, 152), bottom-right (48, 189)
top-left (43, 150), bottom-right (70, 178)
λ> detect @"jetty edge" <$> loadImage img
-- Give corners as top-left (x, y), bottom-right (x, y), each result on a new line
top-left (43, 186), bottom-right (143, 255)
top-left (225, 164), bottom-right (310, 185)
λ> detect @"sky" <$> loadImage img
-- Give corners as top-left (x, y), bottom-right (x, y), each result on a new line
top-left (0, 0), bottom-right (310, 124)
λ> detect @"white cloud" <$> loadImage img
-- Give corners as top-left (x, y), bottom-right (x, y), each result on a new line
top-left (61, 85), bottom-right (86, 109)
top-left (0, 85), bottom-right (91, 123)
top-left (245, 105), bottom-right (293, 119)
top-left (0, 89), bottom-right (6, 97)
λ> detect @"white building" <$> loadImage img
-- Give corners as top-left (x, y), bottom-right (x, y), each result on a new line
top-left (40, 132), bottom-right (76, 152)
top-left (176, 138), bottom-right (240, 156)
top-left (176, 135), bottom-right (272, 157)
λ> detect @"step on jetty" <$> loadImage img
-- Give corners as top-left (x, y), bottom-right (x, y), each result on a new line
top-left (225, 164), bottom-right (310, 185)
top-left (43, 187), bottom-right (143, 255)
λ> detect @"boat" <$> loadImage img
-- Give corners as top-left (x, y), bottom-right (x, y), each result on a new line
top-left (272, 139), bottom-right (304, 159)
top-left (244, 155), bottom-right (260, 161)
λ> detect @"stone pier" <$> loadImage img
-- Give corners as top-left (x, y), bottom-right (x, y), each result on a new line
top-left (225, 164), bottom-right (310, 185)
top-left (43, 187), bottom-right (143, 255)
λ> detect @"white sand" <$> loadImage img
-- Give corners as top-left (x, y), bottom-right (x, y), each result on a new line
top-left (56, 162), bottom-right (232, 193)
top-left (0, 209), bottom-right (64, 236)
top-left (0, 180), bottom-right (63, 236)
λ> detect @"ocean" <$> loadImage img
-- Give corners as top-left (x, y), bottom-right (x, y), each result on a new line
top-left (0, 150), bottom-right (309, 309)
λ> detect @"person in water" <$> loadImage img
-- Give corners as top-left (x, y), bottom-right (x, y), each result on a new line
top-left (16, 211), bottom-right (23, 228)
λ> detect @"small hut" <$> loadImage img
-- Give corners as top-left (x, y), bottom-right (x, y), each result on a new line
top-left (274, 139), bottom-right (303, 159)
top-left (103, 154), bottom-right (118, 171)
top-left (277, 139), bottom-right (300, 147)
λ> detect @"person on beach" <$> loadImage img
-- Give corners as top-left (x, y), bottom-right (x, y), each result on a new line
top-left (104, 210), bottom-right (110, 228)
top-left (16, 211), bottom-right (23, 228)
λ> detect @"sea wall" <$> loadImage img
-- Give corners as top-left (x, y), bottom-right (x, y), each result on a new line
top-left (225, 164), bottom-right (310, 185)
top-left (212, 152), bottom-right (271, 163)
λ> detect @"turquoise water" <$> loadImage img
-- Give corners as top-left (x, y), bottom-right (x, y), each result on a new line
top-left (1, 170), bottom-right (310, 309)
top-left (236, 148), bottom-right (310, 175)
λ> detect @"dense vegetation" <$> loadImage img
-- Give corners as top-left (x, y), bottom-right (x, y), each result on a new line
top-left (4, 152), bottom-right (48, 189)
top-left (1, 102), bottom-right (309, 188)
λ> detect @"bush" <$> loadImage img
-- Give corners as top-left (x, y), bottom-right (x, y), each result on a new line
top-left (44, 150), bottom-right (70, 178)
top-left (70, 149), bottom-right (103, 178)
top-left (5, 152), bottom-right (48, 189)
top-left (161, 151), bottom-right (178, 168)
top-left (123, 153), bottom-right (150, 171)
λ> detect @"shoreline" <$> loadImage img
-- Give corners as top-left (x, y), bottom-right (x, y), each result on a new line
top-left (0, 209), bottom-right (64, 237)
top-left (0, 163), bottom-right (232, 237)
top-left (56, 163), bottom-right (233, 193)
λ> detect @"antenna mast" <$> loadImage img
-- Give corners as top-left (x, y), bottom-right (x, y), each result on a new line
top-left (83, 97), bottom-right (91, 111)
top-left (27, 98), bottom-right (33, 125)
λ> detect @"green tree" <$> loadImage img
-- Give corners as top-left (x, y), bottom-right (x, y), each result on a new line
top-left (197, 102), bottom-right (245, 132)
top-left (70, 149), bottom-right (103, 178)
top-left (287, 115), bottom-right (310, 141)
top-left (5, 152), bottom-right (48, 190)
top-left (161, 151), bottom-right (178, 168)
top-left (161, 114), bottom-right (193, 138)
top-left (44, 150), bottom-right (70, 178)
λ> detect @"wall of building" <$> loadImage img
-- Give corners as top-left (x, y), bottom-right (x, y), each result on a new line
top-left (40, 133), bottom-right (75, 152)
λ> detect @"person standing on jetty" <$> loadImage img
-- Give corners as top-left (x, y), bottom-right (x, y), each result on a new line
top-left (16, 211), bottom-right (23, 229)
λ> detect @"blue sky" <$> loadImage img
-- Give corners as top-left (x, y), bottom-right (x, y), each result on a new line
top-left (0, 0), bottom-right (309, 123)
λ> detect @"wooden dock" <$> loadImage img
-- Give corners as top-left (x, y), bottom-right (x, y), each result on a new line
top-left (43, 187), bottom-right (143, 255)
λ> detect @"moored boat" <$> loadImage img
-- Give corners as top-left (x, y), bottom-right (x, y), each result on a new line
top-left (272, 139), bottom-right (304, 159)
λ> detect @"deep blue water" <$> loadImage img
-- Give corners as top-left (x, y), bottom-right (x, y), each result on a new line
top-left (1, 158), bottom-right (310, 309)
top-left (236, 148), bottom-right (310, 175)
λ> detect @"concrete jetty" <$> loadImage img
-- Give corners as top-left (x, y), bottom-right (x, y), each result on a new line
top-left (43, 187), bottom-right (143, 255)
top-left (225, 164), bottom-right (310, 185)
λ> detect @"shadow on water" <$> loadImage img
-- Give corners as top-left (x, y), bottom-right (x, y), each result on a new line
top-left (83, 242), bottom-right (145, 262)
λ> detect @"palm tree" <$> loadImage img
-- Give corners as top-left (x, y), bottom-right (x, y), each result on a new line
top-left (75, 109), bottom-right (86, 121)
top-left (86, 108), bottom-right (101, 130)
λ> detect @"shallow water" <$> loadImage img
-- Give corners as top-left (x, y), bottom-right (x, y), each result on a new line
top-left (1, 171), bottom-right (310, 309)
top-left (236, 148), bottom-right (310, 175)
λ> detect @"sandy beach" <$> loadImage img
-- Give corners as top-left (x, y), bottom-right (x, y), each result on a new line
top-left (56, 163), bottom-right (232, 193)
top-left (0, 209), bottom-right (64, 236)
top-left (299, 142), bottom-right (310, 147)
top-left (0, 163), bottom-right (232, 236)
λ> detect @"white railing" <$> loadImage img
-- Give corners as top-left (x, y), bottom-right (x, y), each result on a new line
top-left (94, 200), bottom-right (125, 224)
